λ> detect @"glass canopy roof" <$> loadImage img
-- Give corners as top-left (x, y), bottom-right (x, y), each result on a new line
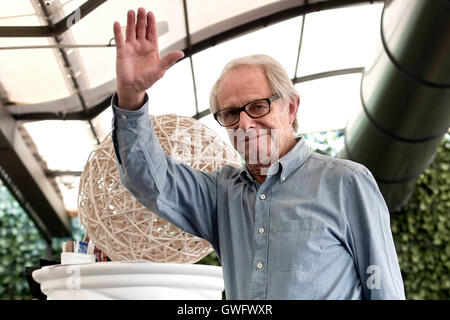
top-left (0, 0), bottom-right (384, 214)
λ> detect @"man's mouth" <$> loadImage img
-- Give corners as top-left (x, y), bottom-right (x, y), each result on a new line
top-left (245, 132), bottom-right (268, 141)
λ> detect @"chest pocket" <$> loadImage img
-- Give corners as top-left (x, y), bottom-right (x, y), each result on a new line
top-left (274, 218), bottom-right (324, 271)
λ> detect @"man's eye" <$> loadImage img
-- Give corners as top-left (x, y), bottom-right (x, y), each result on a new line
top-left (225, 109), bottom-right (239, 117)
top-left (248, 103), bottom-right (267, 113)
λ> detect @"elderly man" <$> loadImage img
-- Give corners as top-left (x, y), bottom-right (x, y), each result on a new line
top-left (111, 8), bottom-right (405, 299)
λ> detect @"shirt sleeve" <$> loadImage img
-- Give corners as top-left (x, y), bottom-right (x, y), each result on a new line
top-left (110, 92), bottom-right (219, 247)
top-left (343, 165), bottom-right (406, 300)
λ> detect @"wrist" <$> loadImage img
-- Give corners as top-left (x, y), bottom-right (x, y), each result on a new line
top-left (116, 91), bottom-right (146, 110)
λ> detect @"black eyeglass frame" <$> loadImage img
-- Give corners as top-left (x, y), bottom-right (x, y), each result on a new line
top-left (213, 93), bottom-right (280, 127)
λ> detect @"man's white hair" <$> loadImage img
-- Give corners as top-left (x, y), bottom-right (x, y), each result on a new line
top-left (209, 54), bottom-right (299, 132)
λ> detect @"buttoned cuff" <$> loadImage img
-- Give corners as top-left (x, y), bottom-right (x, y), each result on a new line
top-left (111, 92), bottom-right (150, 130)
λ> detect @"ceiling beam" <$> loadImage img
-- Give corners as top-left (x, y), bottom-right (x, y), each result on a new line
top-left (0, 0), bottom-right (107, 37)
top-left (292, 67), bottom-right (364, 83)
top-left (45, 170), bottom-right (82, 177)
top-left (11, 94), bottom-right (111, 121)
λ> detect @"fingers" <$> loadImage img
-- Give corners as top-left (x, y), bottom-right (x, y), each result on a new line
top-left (136, 8), bottom-right (146, 40)
top-left (125, 9), bottom-right (156, 44)
top-left (113, 21), bottom-right (124, 48)
top-left (146, 11), bottom-right (157, 44)
top-left (159, 50), bottom-right (185, 72)
top-left (125, 10), bottom-right (136, 42)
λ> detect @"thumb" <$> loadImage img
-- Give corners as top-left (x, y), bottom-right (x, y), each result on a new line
top-left (159, 50), bottom-right (185, 73)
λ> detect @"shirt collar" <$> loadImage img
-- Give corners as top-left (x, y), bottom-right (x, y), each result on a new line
top-left (239, 136), bottom-right (311, 186)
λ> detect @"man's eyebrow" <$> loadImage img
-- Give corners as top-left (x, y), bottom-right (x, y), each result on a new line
top-left (222, 97), bottom-right (260, 109)
top-left (221, 103), bottom-right (240, 110)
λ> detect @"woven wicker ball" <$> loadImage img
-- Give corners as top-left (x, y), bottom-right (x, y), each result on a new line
top-left (78, 114), bottom-right (241, 263)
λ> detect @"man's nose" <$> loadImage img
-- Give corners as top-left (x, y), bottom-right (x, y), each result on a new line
top-left (238, 111), bottom-right (256, 130)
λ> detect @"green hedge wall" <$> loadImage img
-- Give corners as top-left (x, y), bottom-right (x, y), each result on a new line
top-left (0, 194), bottom-right (47, 300)
top-left (390, 134), bottom-right (450, 299)
top-left (0, 185), bottom-right (82, 300)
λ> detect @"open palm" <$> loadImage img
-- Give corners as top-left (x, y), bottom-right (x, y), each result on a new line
top-left (113, 8), bottom-right (184, 109)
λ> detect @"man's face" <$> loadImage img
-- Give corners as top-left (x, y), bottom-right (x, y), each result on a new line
top-left (216, 65), bottom-right (297, 167)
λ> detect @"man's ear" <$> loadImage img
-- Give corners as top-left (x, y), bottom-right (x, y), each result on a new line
top-left (288, 96), bottom-right (300, 126)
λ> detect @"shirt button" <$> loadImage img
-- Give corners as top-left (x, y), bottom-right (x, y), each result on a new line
top-left (256, 262), bottom-right (263, 269)
top-left (120, 115), bottom-right (127, 119)
top-left (258, 227), bottom-right (265, 234)
top-left (260, 194), bottom-right (266, 200)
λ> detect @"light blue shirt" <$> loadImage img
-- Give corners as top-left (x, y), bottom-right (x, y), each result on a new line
top-left (111, 93), bottom-right (405, 300)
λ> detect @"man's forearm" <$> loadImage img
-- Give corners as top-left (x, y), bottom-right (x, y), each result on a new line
top-left (110, 93), bottom-right (218, 243)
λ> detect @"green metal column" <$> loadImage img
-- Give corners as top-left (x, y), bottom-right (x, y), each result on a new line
top-left (338, 0), bottom-right (450, 212)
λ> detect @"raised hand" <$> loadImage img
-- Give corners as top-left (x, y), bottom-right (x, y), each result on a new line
top-left (113, 8), bottom-right (184, 110)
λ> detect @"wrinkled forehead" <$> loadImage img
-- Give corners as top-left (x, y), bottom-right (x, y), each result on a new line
top-left (216, 65), bottom-right (273, 110)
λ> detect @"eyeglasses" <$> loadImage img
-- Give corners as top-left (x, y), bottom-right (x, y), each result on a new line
top-left (213, 94), bottom-right (280, 127)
